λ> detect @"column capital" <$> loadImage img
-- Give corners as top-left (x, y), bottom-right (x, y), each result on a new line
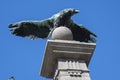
top-left (40, 40), bottom-right (96, 78)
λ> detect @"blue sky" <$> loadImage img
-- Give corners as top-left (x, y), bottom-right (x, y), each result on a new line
top-left (1, 0), bottom-right (120, 80)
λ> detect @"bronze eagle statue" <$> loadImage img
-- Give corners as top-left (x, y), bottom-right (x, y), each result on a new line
top-left (9, 8), bottom-right (97, 42)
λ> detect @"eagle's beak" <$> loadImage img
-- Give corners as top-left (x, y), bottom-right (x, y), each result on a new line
top-left (75, 10), bottom-right (79, 13)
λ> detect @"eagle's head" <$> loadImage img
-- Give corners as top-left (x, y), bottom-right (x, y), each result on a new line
top-left (61, 8), bottom-right (79, 17)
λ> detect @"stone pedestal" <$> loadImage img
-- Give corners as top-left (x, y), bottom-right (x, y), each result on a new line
top-left (40, 40), bottom-right (96, 80)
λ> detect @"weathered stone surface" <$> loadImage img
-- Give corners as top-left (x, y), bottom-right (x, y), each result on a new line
top-left (54, 59), bottom-right (91, 80)
top-left (57, 59), bottom-right (88, 70)
top-left (40, 40), bottom-right (96, 78)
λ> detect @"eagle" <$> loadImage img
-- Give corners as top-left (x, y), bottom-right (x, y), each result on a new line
top-left (9, 8), bottom-right (97, 42)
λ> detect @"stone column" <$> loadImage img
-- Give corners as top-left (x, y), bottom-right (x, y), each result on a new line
top-left (54, 59), bottom-right (90, 80)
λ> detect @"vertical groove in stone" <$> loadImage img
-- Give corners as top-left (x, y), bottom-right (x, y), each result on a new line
top-left (72, 60), bottom-right (75, 69)
top-left (77, 61), bottom-right (80, 69)
top-left (69, 60), bottom-right (72, 69)
top-left (66, 60), bottom-right (68, 69)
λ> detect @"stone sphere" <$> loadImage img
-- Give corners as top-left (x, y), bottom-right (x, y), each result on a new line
top-left (51, 26), bottom-right (73, 40)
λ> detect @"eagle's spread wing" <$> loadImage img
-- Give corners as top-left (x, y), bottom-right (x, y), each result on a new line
top-left (69, 22), bottom-right (97, 42)
top-left (9, 19), bottom-right (53, 39)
